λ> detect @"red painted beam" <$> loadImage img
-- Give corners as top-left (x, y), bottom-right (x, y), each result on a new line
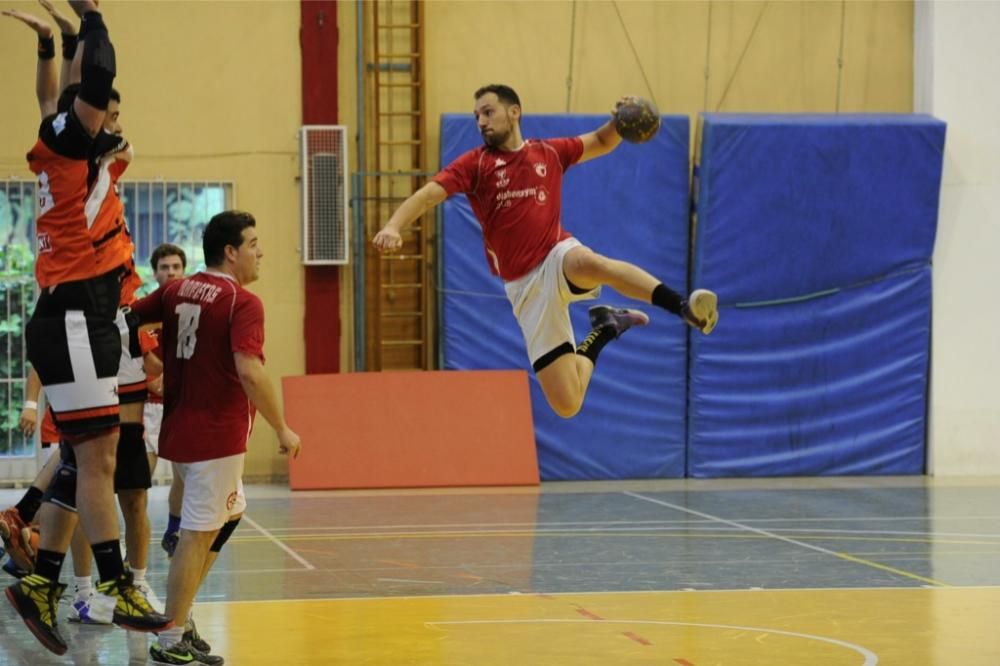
top-left (300, 1), bottom-right (341, 373)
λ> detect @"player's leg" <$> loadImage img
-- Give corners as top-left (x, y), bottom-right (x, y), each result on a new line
top-left (0, 448), bottom-right (61, 573)
top-left (151, 457), bottom-right (237, 665)
top-left (163, 471), bottom-right (184, 555)
top-left (562, 246), bottom-right (718, 333)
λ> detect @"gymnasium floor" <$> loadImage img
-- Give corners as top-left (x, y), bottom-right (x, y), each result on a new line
top-left (1, 476), bottom-right (1000, 665)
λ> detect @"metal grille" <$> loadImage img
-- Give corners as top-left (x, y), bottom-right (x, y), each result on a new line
top-left (301, 126), bottom-right (349, 265)
top-left (0, 179), bottom-right (233, 458)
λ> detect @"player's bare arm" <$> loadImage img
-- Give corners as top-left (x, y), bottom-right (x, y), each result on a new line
top-left (233, 352), bottom-right (302, 459)
top-left (40, 0), bottom-right (80, 92)
top-left (577, 96), bottom-right (640, 164)
top-left (3, 8), bottom-right (59, 116)
top-left (19, 367), bottom-right (43, 438)
top-left (373, 181), bottom-right (448, 254)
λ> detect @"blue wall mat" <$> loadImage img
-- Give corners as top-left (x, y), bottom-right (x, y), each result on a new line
top-left (688, 266), bottom-right (932, 477)
top-left (441, 114), bottom-right (690, 480)
top-left (694, 114), bottom-right (946, 304)
top-left (690, 114), bottom-right (945, 477)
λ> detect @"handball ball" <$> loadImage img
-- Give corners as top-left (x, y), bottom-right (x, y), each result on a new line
top-left (614, 97), bottom-right (661, 144)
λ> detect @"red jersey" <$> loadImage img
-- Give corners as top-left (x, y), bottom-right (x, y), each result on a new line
top-left (27, 110), bottom-right (133, 288)
top-left (131, 271), bottom-right (265, 463)
top-left (433, 137), bottom-right (583, 281)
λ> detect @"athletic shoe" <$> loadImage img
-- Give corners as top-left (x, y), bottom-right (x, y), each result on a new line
top-left (150, 639), bottom-right (225, 665)
top-left (588, 305), bottom-right (650, 338)
top-left (161, 531), bottom-right (179, 558)
top-left (0, 507), bottom-right (35, 572)
top-left (682, 288), bottom-right (719, 334)
top-left (185, 615), bottom-right (212, 653)
top-left (136, 579), bottom-right (165, 614)
top-left (2, 557), bottom-right (30, 579)
top-left (68, 590), bottom-right (116, 625)
top-left (96, 570), bottom-right (172, 632)
top-left (5, 574), bottom-right (68, 655)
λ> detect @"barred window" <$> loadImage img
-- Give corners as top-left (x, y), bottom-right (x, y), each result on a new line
top-left (0, 179), bottom-right (233, 456)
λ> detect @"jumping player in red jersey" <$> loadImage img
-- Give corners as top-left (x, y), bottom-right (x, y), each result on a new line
top-left (4, 2), bottom-right (170, 655)
top-left (374, 84), bottom-right (719, 418)
top-left (131, 210), bottom-right (301, 666)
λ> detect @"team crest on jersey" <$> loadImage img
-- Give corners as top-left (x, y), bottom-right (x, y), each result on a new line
top-left (496, 169), bottom-right (509, 188)
top-left (534, 162), bottom-right (547, 178)
top-left (37, 232), bottom-right (52, 254)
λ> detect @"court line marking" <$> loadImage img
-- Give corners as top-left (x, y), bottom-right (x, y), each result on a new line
top-left (255, 515), bottom-right (1000, 532)
top-left (623, 491), bottom-right (951, 587)
top-left (194, 584), bottom-right (1000, 606)
top-left (242, 514), bottom-right (316, 570)
top-left (425, 619), bottom-right (878, 665)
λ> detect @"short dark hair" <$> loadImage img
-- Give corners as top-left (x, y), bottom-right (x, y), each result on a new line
top-left (149, 243), bottom-right (187, 272)
top-left (56, 84), bottom-right (120, 114)
top-left (474, 84), bottom-right (521, 108)
top-left (202, 210), bottom-right (256, 267)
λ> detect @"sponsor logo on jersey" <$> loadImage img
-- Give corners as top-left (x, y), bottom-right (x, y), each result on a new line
top-left (37, 232), bottom-right (52, 253)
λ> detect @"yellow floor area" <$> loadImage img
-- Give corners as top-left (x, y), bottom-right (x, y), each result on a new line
top-left (198, 586), bottom-right (1000, 665)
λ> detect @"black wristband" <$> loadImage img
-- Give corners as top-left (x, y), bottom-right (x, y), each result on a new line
top-left (61, 33), bottom-right (78, 61)
top-left (38, 35), bottom-right (56, 61)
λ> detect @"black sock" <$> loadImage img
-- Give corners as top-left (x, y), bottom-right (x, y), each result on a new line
top-left (652, 283), bottom-right (684, 315)
top-left (576, 326), bottom-right (616, 366)
top-left (15, 486), bottom-right (44, 524)
top-left (91, 540), bottom-right (124, 583)
top-left (34, 549), bottom-right (66, 581)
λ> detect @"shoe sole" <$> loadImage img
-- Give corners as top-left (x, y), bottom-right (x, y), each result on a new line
top-left (115, 616), bottom-right (174, 633)
top-left (688, 289), bottom-right (719, 334)
top-left (5, 587), bottom-right (68, 656)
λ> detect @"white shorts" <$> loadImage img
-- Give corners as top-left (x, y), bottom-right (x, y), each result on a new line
top-left (173, 453), bottom-right (246, 532)
top-left (116, 309), bottom-right (147, 403)
top-left (142, 402), bottom-right (163, 455)
top-left (504, 237), bottom-right (600, 371)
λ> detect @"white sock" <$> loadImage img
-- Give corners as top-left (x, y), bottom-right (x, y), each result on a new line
top-left (159, 626), bottom-right (185, 647)
top-left (131, 567), bottom-right (147, 584)
top-left (74, 576), bottom-right (92, 597)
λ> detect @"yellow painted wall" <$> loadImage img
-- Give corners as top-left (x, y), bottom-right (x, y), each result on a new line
top-left (0, 1), bottom-right (304, 479)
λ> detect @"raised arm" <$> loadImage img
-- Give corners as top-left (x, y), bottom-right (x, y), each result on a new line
top-left (67, 1), bottom-right (114, 137)
top-left (576, 95), bottom-right (642, 164)
top-left (2, 8), bottom-right (58, 117)
top-left (39, 0), bottom-right (79, 91)
top-left (233, 352), bottom-right (301, 458)
top-left (372, 181), bottom-right (448, 254)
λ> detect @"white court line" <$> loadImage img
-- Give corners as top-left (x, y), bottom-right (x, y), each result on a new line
top-left (623, 491), bottom-right (949, 585)
top-left (258, 515), bottom-right (1000, 533)
top-left (242, 514), bottom-right (316, 570)
top-left (426, 619), bottom-right (878, 665)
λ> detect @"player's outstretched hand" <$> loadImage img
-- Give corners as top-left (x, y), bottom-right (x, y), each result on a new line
top-left (19, 406), bottom-right (38, 438)
top-left (38, 0), bottom-right (76, 35)
top-left (2, 8), bottom-right (54, 37)
top-left (278, 427), bottom-right (301, 459)
top-left (373, 227), bottom-right (403, 254)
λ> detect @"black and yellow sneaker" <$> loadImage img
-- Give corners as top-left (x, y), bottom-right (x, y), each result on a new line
top-left (150, 639), bottom-right (225, 665)
top-left (97, 570), bottom-right (173, 632)
top-left (4, 574), bottom-right (68, 655)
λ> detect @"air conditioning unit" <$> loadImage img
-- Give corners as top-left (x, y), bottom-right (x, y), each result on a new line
top-left (300, 125), bottom-right (349, 265)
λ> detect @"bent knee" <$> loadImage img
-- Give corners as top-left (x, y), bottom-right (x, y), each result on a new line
top-left (545, 393), bottom-right (583, 419)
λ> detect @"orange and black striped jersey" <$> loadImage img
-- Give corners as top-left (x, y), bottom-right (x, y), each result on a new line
top-left (27, 109), bottom-right (133, 288)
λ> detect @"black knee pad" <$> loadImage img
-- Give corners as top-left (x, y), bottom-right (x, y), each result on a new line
top-left (210, 518), bottom-right (241, 553)
top-left (114, 423), bottom-right (151, 492)
top-left (42, 442), bottom-right (79, 512)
